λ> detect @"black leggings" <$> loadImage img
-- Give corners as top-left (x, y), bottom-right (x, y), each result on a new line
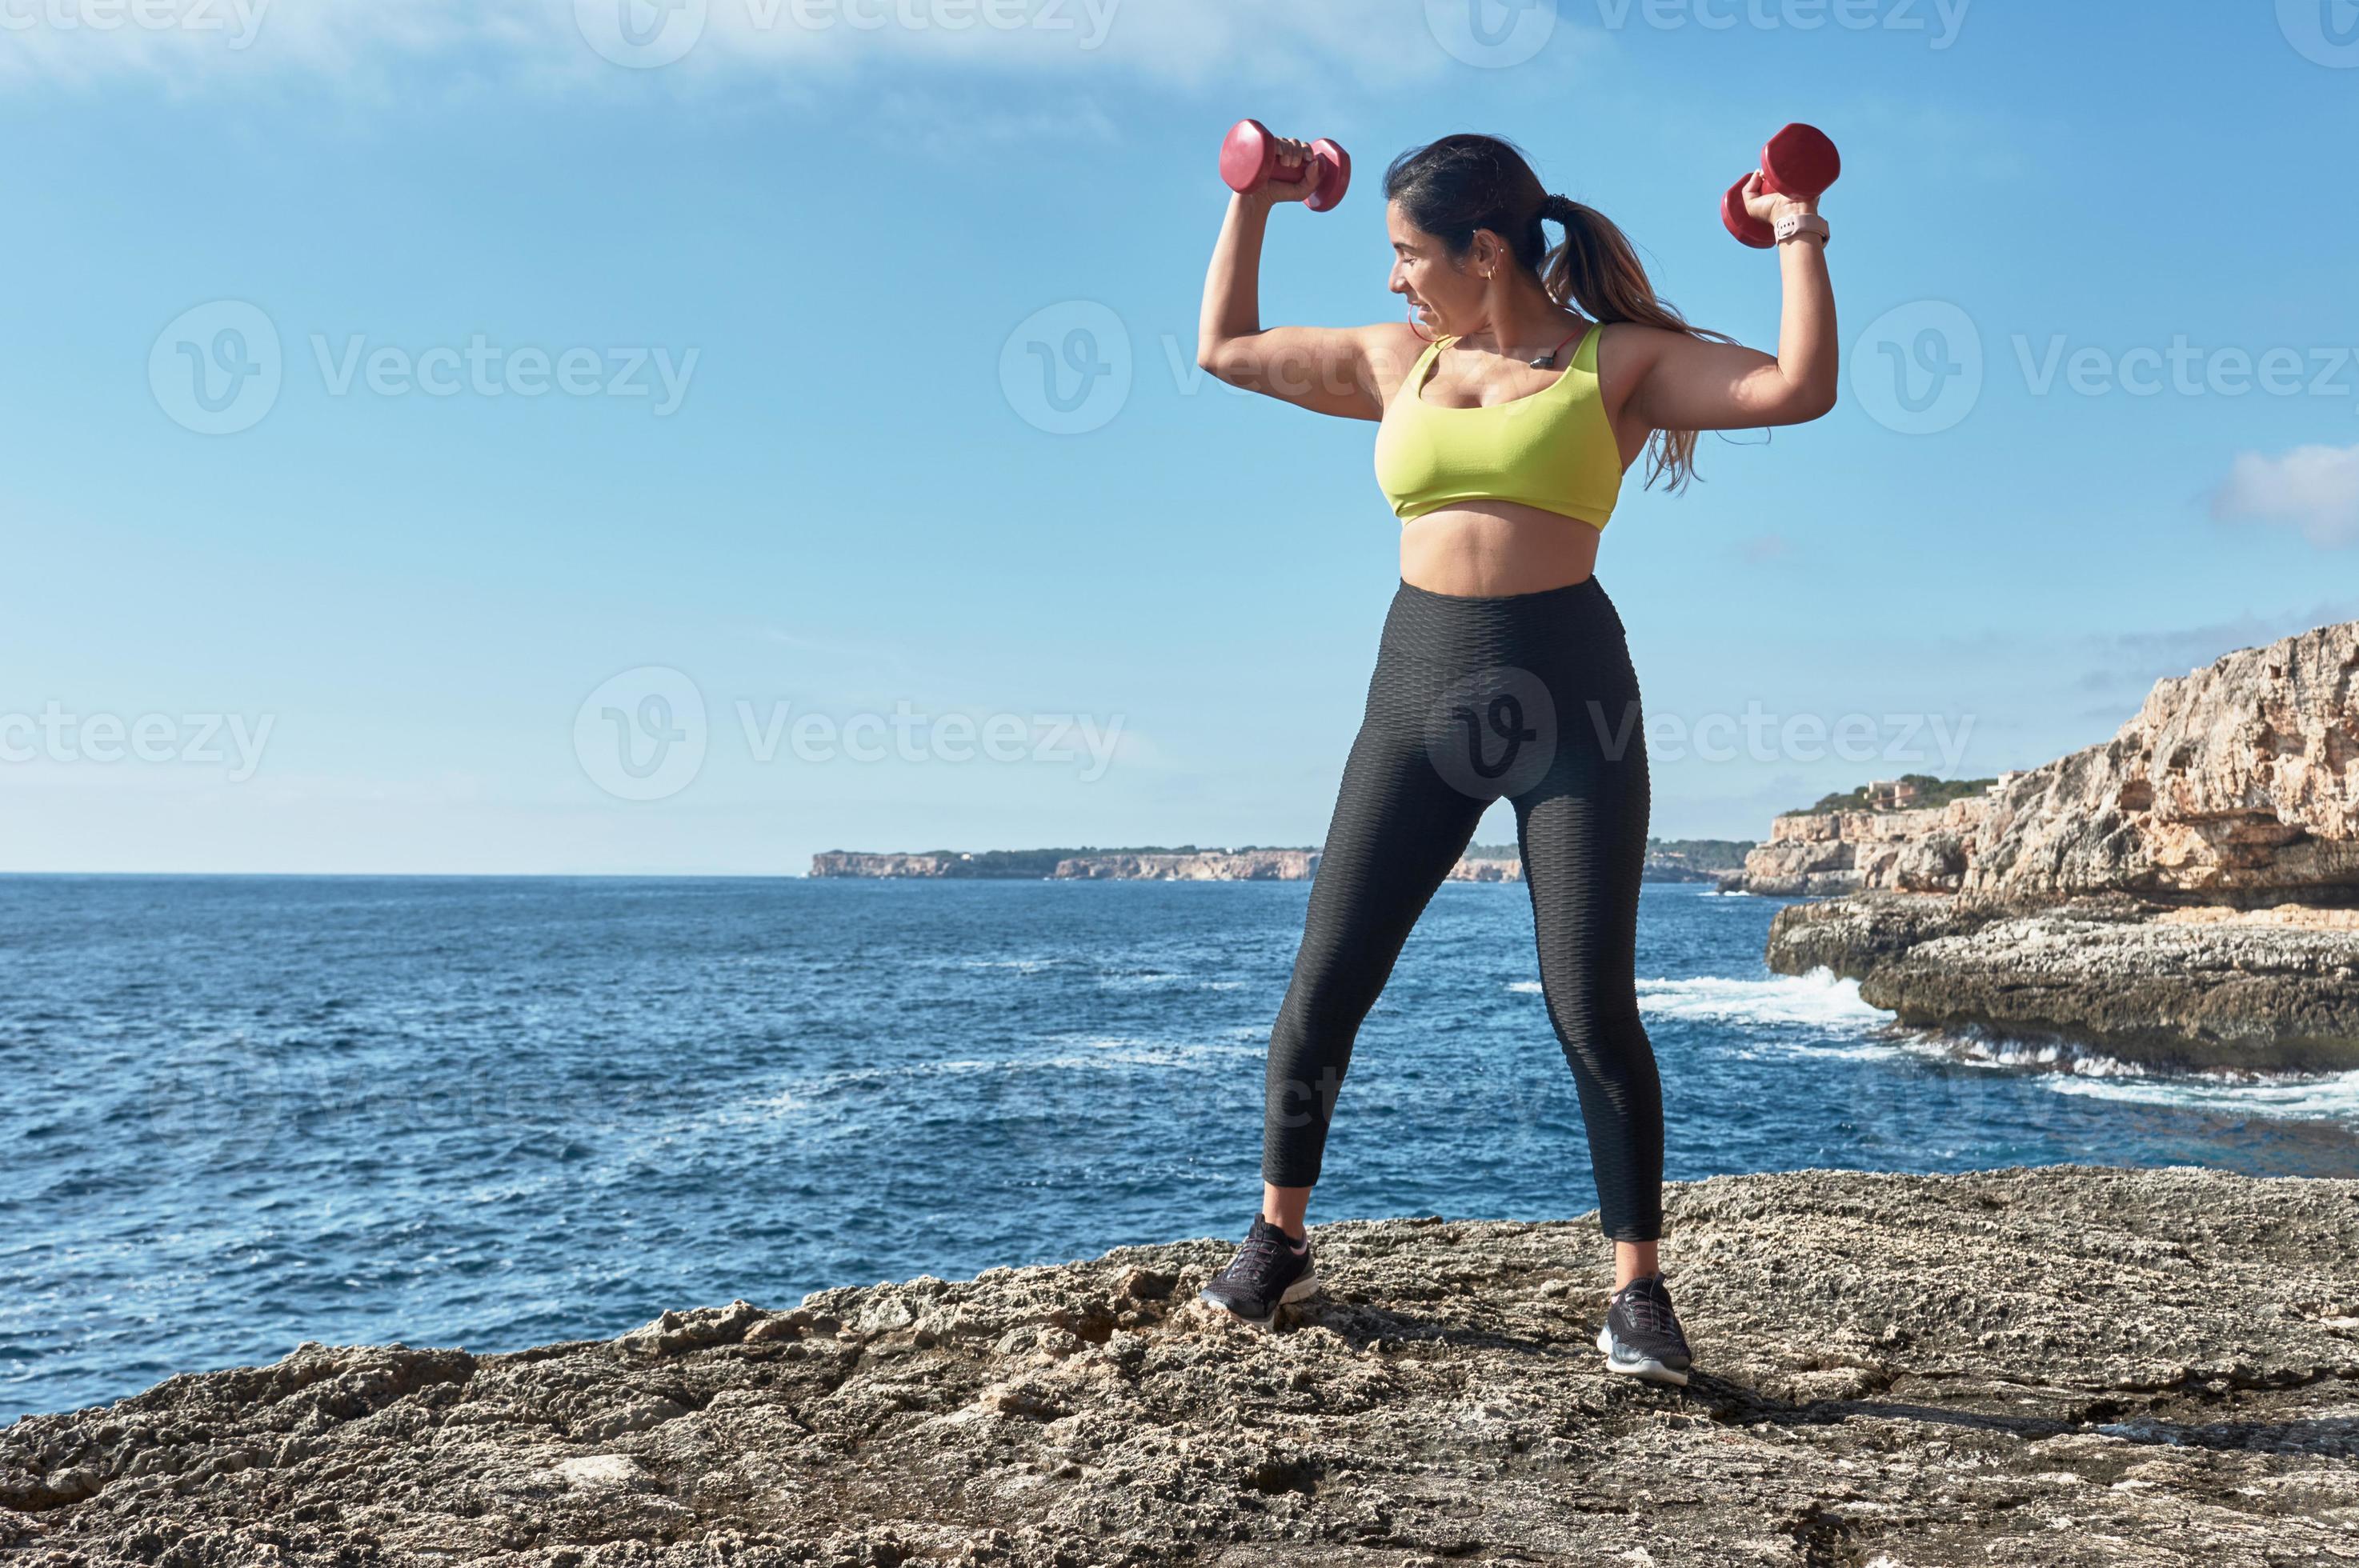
top-left (1260, 574), bottom-right (1662, 1242)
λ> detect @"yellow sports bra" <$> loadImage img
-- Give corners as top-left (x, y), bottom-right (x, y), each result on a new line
top-left (1372, 322), bottom-right (1623, 530)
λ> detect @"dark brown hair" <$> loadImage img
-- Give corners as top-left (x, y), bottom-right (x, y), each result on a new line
top-left (1383, 133), bottom-right (1728, 492)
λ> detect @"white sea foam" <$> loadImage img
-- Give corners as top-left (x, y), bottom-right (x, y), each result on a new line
top-left (1092, 970), bottom-right (1244, 991)
top-left (957, 958), bottom-right (1059, 974)
top-left (1604, 970), bottom-right (2359, 1127)
top-left (2044, 1068), bottom-right (2359, 1122)
top-left (1025, 1034), bottom-right (1266, 1072)
top-left (1095, 969), bottom-right (1183, 988)
top-left (1883, 1022), bottom-right (2359, 1126)
top-left (1724, 1040), bottom-right (1906, 1063)
top-left (1632, 969), bottom-right (1893, 1034)
top-left (1884, 1028), bottom-right (2142, 1078)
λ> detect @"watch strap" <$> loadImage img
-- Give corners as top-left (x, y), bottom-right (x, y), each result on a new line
top-left (1774, 211), bottom-right (1831, 246)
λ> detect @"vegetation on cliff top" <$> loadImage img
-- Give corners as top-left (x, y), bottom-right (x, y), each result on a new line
top-left (1789, 773), bottom-right (1999, 817)
top-left (1468, 838), bottom-right (1756, 870)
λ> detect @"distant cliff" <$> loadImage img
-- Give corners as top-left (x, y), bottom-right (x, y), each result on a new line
top-left (813, 839), bottom-right (1754, 884)
top-left (1726, 618), bottom-right (2359, 1070)
top-left (1717, 802), bottom-right (1987, 898)
top-left (1721, 618), bottom-right (2359, 906)
top-left (809, 847), bottom-right (1320, 881)
top-left (810, 852), bottom-right (961, 878)
top-left (1052, 850), bottom-right (1318, 881)
top-left (1640, 838), bottom-right (1756, 882)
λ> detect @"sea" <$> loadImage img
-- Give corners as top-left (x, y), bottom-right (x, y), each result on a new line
top-left (6, 874), bottom-right (2357, 1423)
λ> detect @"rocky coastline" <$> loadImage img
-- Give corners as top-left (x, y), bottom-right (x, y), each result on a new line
top-left (1725, 618), bottom-right (2359, 1069)
top-left (7, 1165), bottom-right (2357, 1565)
top-left (1767, 888), bottom-right (2359, 1071)
top-left (811, 842), bottom-right (1752, 885)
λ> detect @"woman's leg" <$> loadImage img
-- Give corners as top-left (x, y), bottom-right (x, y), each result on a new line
top-left (1260, 695), bottom-right (1490, 1214)
top-left (1511, 659), bottom-right (1662, 1276)
top-left (1205, 657), bottom-right (1488, 1326)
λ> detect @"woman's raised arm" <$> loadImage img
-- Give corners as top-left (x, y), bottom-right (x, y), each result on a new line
top-left (1196, 147), bottom-right (1396, 423)
top-left (1623, 178), bottom-right (1838, 434)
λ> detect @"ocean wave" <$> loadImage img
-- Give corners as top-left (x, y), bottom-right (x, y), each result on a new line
top-left (2043, 1068), bottom-right (2359, 1122)
top-left (1094, 970), bottom-right (1241, 991)
top-left (1884, 1026), bottom-right (2143, 1078)
top-left (1632, 969), bottom-right (1893, 1033)
top-left (1887, 1022), bottom-right (2359, 1126)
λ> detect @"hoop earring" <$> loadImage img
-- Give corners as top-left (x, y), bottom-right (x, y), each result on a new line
top-left (1406, 301), bottom-right (1437, 343)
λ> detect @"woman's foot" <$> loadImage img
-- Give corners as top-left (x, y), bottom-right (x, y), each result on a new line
top-left (1197, 1214), bottom-right (1320, 1329)
top-left (1596, 1272), bottom-right (1692, 1385)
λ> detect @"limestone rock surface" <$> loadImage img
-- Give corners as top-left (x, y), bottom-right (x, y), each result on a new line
top-left (6, 1167), bottom-right (2359, 1566)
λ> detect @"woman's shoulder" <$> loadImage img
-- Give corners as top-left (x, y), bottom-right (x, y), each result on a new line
top-left (1355, 319), bottom-right (1442, 354)
top-left (1355, 321), bottom-right (1445, 394)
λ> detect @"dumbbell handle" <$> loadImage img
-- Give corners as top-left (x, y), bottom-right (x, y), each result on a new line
top-left (1220, 119), bottom-right (1352, 213)
top-left (1724, 123), bottom-right (1840, 248)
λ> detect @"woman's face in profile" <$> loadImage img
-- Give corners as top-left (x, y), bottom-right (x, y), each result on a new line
top-left (1377, 202), bottom-right (1452, 327)
top-left (1387, 202), bottom-right (1480, 334)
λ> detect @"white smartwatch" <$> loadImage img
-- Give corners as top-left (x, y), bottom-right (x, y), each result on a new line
top-left (1774, 211), bottom-right (1831, 247)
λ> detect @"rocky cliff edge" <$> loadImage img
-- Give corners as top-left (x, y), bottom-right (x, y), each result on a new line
top-left (6, 1166), bottom-right (2357, 1566)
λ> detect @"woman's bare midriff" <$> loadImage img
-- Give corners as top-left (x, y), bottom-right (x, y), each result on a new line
top-left (1399, 501), bottom-right (1603, 597)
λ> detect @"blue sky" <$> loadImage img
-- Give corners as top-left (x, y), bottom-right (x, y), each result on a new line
top-left (4, 0), bottom-right (2356, 874)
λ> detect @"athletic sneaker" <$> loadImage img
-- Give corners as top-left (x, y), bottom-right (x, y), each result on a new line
top-left (1197, 1214), bottom-right (1320, 1328)
top-left (1596, 1272), bottom-right (1692, 1385)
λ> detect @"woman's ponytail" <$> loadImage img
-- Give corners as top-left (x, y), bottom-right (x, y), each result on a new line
top-left (1384, 135), bottom-right (1731, 493)
top-left (1539, 193), bottom-right (1728, 494)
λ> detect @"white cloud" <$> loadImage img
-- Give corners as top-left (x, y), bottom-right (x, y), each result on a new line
top-left (0, 0), bottom-right (1539, 90)
top-left (2210, 443), bottom-right (2359, 550)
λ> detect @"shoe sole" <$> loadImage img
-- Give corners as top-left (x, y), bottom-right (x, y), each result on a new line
top-left (1198, 1269), bottom-right (1321, 1330)
top-left (1596, 1325), bottom-right (1690, 1386)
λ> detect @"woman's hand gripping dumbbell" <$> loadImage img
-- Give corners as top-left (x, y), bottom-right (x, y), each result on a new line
top-left (1219, 118), bottom-right (1352, 212)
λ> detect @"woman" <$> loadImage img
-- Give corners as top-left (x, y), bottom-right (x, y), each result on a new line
top-left (1192, 132), bottom-right (1836, 1384)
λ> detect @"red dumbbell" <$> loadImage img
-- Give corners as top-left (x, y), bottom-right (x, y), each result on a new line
top-left (1220, 118), bottom-right (1352, 213)
top-left (1722, 123), bottom-right (1840, 247)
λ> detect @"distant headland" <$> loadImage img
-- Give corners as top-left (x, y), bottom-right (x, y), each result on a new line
top-left (808, 839), bottom-right (1756, 884)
